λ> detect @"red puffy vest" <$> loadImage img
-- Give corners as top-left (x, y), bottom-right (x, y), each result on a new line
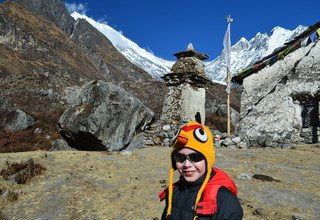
top-left (159, 167), bottom-right (237, 215)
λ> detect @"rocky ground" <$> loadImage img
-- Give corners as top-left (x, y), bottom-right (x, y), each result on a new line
top-left (0, 144), bottom-right (319, 220)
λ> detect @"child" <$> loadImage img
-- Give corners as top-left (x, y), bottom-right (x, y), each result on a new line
top-left (159, 120), bottom-right (243, 219)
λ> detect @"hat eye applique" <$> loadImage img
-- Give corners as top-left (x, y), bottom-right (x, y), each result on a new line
top-left (170, 128), bottom-right (181, 144)
top-left (193, 128), bottom-right (208, 143)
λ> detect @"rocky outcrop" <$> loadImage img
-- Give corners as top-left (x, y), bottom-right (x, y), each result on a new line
top-left (216, 104), bottom-right (239, 126)
top-left (58, 80), bottom-right (155, 151)
top-left (13, 0), bottom-right (75, 35)
top-left (0, 2), bottom-right (106, 113)
top-left (0, 109), bottom-right (34, 132)
top-left (237, 40), bottom-right (320, 147)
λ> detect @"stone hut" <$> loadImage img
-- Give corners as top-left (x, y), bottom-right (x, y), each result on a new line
top-left (161, 44), bottom-right (209, 124)
top-left (232, 22), bottom-right (320, 147)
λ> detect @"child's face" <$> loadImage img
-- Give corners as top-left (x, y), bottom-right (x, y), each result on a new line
top-left (175, 148), bottom-right (206, 182)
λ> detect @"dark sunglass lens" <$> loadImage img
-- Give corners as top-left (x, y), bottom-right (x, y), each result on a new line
top-left (174, 152), bottom-right (204, 163)
top-left (174, 153), bottom-right (186, 163)
top-left (188, 153), bottom-right (204, 162)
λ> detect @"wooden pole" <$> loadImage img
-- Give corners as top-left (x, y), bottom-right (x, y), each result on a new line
top-left (227, 68), bottom-right (231, 136)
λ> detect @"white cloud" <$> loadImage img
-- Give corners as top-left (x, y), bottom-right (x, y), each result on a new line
top-left (97, 16), bottom-right (110, 25)
top-left (65, 2), bottom-right (87, 15)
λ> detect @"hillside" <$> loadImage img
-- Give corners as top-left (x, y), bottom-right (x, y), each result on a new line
top-left (0, 1), bottom-right (167, 114)
top-left (0, 1), bottom-right (164, 152)
top-left (0, 2), bottom-right (108, 151)
top-left (0, 145), bottom-right (319, 219)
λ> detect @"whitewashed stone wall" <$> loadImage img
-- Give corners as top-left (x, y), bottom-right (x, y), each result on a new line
top-left (237, 40), bottom-right (320, 147)
top-left (181, 84), bottom-right (205, 122)
top-left (161, 83), bottom-right (205, 123)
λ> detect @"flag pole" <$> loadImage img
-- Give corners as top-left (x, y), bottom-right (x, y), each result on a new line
top-left (227, 69), bottom-right (231, 136)
top-left (224, 15), bottom-right (233, 136)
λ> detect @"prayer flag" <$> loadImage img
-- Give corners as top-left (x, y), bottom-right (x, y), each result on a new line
top-left (309, 31), bottom-right (318, 42)
top-left (301, 37), bottom-right (308, 47)
top-left (223, 20), bottom-right (231, 94)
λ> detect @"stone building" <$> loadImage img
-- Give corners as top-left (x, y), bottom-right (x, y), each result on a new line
top-left (160, 44), bottom-right (210, 124)
top-left (232, 22), bottom-right (320, 147)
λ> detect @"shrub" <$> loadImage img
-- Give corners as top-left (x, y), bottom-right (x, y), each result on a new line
top-left (0, 158), bottom-right (46, 184)
top-left (0, 108), bottom-right (64, 152)
top-left (206, 113), bottom-right (234, 133)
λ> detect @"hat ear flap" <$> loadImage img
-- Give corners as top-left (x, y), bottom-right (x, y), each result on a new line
top-left (166, 168), bottom-right (174, 217)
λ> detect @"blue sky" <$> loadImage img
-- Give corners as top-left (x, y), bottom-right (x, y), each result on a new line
top-left (5, 0), bottom-right (320, 61)
top-left (64, 0), bottom-right (319, 61)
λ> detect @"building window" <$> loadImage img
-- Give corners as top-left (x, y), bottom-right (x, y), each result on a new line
top-left (301, 101), bottom-right (320, 128)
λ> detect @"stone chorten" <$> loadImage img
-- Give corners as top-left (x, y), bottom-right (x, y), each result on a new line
top-left (161, 44), bottom-right (209, 124)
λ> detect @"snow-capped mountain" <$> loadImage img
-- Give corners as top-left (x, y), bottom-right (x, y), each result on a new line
top-left (71, 12), bottom-right (174, 80)
top-left (71, 12), bottom-right (306, 84)
top-left (205, 25), bottom-right (307, 82)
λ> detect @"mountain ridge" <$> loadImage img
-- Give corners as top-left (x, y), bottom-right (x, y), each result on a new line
top-left (74, 11), bottom-right (307, 83)
top-left (70, 12), bottom-right (174, 80)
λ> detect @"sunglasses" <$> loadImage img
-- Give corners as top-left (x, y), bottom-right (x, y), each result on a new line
top-left (173, 152), bottom-right (205, 163)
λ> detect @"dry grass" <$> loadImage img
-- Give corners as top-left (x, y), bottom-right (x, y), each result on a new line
top-left (0, 145), bottom-right (318, 219)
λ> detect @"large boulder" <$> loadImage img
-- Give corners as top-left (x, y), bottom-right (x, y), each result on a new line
top-left (1, 108), bottom-right (34, 132)
top-left (58, 80), bottom-right (155, 151)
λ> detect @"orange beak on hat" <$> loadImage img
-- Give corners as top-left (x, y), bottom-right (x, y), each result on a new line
top-left (175, 133), bottom-right (188, 146)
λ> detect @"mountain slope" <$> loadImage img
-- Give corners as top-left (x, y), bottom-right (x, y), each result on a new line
top-left (0, 1), bottom-right (167, 152)
top-left (0, 2), bottom-right (106, 112)
top-left (71, 12), bottom-right (174, 80)
top-left (7, 0), bottom-right (166, 117)
top-left (69, 17), bottom-right (165, 115)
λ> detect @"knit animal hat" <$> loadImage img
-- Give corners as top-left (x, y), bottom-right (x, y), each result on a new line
top-left (166, 120), bottom-right (215, 218)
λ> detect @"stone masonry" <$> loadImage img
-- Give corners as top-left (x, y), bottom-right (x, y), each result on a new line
top-left (160, 45), bottom-right (209, 123)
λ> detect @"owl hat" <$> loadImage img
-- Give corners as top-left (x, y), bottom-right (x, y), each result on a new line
top-left (166, 120), bottom-right (215, 218)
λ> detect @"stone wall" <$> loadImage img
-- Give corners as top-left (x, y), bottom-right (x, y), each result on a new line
top-left (171, 57), bottom-right (206, 77)
top-left (180, 84), bottom-right (205, 122)
top-left (237, 40), bottom-right (320, 147)
top-left (161, 49), bottom-right (208, 124)
top-left (161, 84), bottom-right (183, 122)
top-left (161, 83), bottom-right (205, 123)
